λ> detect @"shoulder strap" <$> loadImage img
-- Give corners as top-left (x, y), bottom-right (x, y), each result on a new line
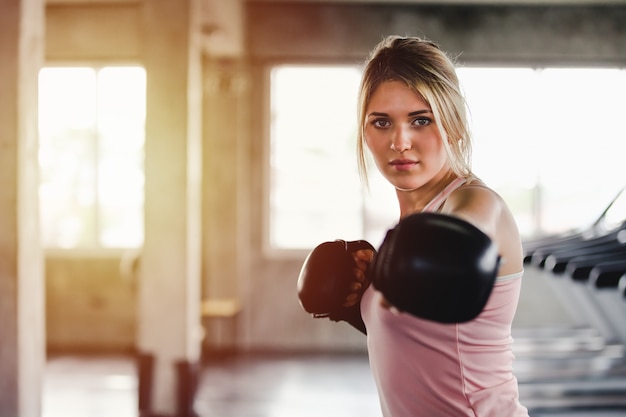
top-left (422, 177), bottom-right (467, 213)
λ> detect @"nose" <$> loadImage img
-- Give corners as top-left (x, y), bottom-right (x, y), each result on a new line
top-left (390, 126), bottom-right (412, 153)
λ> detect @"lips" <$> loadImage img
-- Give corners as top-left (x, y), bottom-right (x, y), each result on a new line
top-left (389, 159), bottom-right (417, 171)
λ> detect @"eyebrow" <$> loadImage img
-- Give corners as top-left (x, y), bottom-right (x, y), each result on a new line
top-left (409, 110), bottom-right (433, 116)
top-left (367, 109), bottom-right (433, 117)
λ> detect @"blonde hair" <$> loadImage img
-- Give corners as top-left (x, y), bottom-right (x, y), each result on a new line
top-left (357, 36), bottom-right (473, 185)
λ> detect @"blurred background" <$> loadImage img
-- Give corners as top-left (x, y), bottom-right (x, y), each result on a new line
top-left (2, 0), bottom-right (626, 416)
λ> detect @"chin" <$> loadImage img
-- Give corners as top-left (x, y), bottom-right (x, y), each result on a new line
top-left (385, 174), bottom-right (419, 191)
top-left (393, 183), bottom-right (420, 192)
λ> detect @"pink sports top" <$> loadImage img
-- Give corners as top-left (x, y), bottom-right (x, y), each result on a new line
top-left (361, 178), bottom-right (529, 417)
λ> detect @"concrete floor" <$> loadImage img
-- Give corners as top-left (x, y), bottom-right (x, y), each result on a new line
top-left (41, 267), bottom-right (626, 417)
top-left (42, 351), bottom-right (626, 417)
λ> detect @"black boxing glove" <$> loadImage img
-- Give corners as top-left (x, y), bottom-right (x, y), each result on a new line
top-left (370, 212), bottom-right (500, 323)
top-left (297, 239), bottom-right (375, 335)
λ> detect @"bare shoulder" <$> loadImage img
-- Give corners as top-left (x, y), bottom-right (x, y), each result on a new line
top-left (441, 180), bottom-right (504, 235)
top-left (443, 181), bottom-right (523, 275)
top-left (442, 180), bottom-right (523, 274)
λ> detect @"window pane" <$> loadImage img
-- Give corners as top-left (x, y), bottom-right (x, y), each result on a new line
top-left (535, 68), bottom-right (626, 233)
top-left (97, 67), bottom-right (146, 248)
top-left (38, 66), bottom-right (146, 249)
top-left (39, 68), bottom-right (98, 248)
top-left (459, 67), bottom-right (626, 236)
top-left (457, 67), bottom-right (541, 236)
top-left (269, 66), bottom-right (365, 249)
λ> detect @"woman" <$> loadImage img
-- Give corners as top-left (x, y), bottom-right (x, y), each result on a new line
top-left (350, 36), bottom-right (529, 417)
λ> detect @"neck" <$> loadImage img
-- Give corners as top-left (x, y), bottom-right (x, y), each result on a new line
top-left (396, 170), bottom-right (459, 218)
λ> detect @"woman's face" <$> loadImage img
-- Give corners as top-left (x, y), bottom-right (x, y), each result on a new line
top-left (364, 80), bottom-right (450, 192)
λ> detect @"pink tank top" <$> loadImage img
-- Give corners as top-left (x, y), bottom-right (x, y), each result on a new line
top-left (361, 178), bottom-right (529, 417)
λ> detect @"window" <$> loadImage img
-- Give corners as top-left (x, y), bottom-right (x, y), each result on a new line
top-left (268, 66), bottom-right (398, 251)
top-left (459, 67), bottom-right (626, 236)
top-left (38, 66), bottom-right (146, 249)
top-left (269, 65), bottom-right (626, 251)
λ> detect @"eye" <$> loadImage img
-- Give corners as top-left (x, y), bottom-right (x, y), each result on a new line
top-left (371, 118), bottom-right (391, 128)
top-left (412, 117), bottom-right (431, 127)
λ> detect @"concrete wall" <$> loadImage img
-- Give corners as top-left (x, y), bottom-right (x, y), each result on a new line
top-left (46, 2), bottom-right (141, 61)
top-left (42, 2), bottom-right (626, 353)
top-left (46, 253), bottom-right (136, 352)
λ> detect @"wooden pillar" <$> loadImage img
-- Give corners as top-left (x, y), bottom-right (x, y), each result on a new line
top-left (138, 0), bottom-right (203, 415)
top-left (0, 0), bottom-right (46, 416)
